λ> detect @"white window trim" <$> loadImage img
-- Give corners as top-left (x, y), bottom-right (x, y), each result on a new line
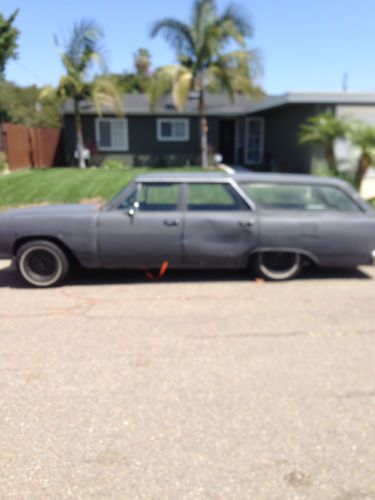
top-left (244, 117), bottom-right (265, 165)
top-left (157, 118), bottom-right (190, 142)
top-left (95, 117), bottom-right (129, 152)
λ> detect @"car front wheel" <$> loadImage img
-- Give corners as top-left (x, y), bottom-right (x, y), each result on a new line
top-left (253, 251), bottom-right (302, 281)
top-left (16, 240), bottom-right (69, 287)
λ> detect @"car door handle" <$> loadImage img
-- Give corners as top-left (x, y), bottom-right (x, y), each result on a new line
top-left (238, 220), bottom-right (254, 228)
top-left (164, 219), bottom-right (179, 227)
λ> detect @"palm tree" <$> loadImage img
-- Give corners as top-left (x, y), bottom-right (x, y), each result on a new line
top-left (150, 0), bottom-right (261, 168)
top-left (348, 122), bottom-right (375, 189)
top-left (299, 111), bottom-right (348, 176)
top-left (134, 48), bottom-right (151, 77)
top-left (41, 20), bottom-right (122, 168)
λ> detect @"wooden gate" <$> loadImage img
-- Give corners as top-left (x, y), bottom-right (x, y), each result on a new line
top-left (0, 123), bottom-right (65, 170)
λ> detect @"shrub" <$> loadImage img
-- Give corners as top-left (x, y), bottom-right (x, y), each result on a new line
top-left (0, 151), bottom-right (9, 173)
top-left (102, 159), bottom-right (130, 170)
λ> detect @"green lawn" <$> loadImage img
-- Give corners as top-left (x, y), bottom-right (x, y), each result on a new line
top-left (0, 167), bottom-right (203, 209)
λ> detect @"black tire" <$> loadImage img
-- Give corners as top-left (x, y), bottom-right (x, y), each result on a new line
top-left (253, 251), bottom-right (302, 281)
top-left (16, 240), bottom-right (69, 287)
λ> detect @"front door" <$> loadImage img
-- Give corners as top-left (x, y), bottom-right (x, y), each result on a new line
top-left (98, 182), bottom-right (183, 268)
top-left (182, 182), bottom-right (258, 268)
top-left (219, 119), bottom-right (236, 164)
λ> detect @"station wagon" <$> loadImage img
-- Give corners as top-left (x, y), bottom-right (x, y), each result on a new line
top-left (0, 172), bottom-right (374, 287)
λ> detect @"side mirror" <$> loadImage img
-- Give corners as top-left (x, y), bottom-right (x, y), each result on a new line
top-left (127, 201), bottom-right (139, 217)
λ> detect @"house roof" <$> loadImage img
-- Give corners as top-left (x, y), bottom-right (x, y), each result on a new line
top-left (64, 93), bottom-right (254, 116)
top-left (63, 92), bottom-right (375, 116)
top-left (245, 92), bottom-right (375, 114)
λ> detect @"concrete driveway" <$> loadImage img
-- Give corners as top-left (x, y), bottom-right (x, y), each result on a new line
top-left (0, 261), bottom-right (375, 499)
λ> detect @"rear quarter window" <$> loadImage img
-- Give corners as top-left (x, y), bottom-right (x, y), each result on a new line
top-left (240, 182), bottom-right (361, 212)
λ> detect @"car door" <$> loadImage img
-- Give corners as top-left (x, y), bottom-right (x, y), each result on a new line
top-left (98, 182), bottom-right (183, 268)
top-left (182, 181), bottom-right (258, 268)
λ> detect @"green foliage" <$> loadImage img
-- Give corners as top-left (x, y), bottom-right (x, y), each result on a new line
top-left (0, 9), bottom-right (19, 77)
top-left (150, 0), bottom-right (262, 108)
top-left (348, 122), bottom-right (375, 155)
top-left (134, 48), bottom-right (151, 76)
top-left (299, 111), bottom-right (349, 176)
top-left (0, 80), bottom-right (61, 127)
top-left (299, 111), bottom-right (348, 146)
top-left (109, 48), bottom-right (152, 94)
top-left (347, 122), bottom-right (375, 188)
top-left (102, 159), bottom-right (130, 170)
top-left (0, 150), bottom-right (8, 172)
top-left (301, 113), bottom-right (375, 189)
top-left (110, 72), bottom-right (150, 94)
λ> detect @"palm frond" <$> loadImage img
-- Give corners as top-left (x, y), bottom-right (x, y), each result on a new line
top-left (191, 0), bottom-right (216, 49)
top-left (299, 112), bottom-right (348, 145)
top-left (39, 85), bottom-right (56, 103)
top-left (148, 65), bottom-right (179, 109)
top-left (92, 76), bottom-right (124, 116)
top-left (150, 19), bottom-right (195, 57)
top-left (218, 3), bottom-right (253, 41)
top-left (348, 122), bottom-right (375, 155)
top-left (207, 49), bottom-right (262, 98)
top-left (172, 68), bottom-right (194, 110)
top-left (63, 19), bottom-right (104, 71)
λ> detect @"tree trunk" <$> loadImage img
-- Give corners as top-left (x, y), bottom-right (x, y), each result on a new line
top-left (356, 152), bottom-right (371, 190)
top-left (199, 89), bottom-right (208, 169)
top-left (326, 141), bottom-right (338, 176)
top-left (74, 100), bottom-right (86, 169)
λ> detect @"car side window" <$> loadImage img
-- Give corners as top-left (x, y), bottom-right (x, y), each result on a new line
top-left (117, 189), bottom-right (137, 211)
top-left (139, 183), bottom-right (180, 211)
top-left (316, 185), bottom-right (361, 212)
top-left (187, 183), bottom-right (250, 211)
top-left (240, 182), bottom-right (361, 212)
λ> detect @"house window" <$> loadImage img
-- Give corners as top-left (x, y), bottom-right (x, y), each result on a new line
top-left (245, 117), bottom-right (264, 164)
top-left (157, 119), bottom-right (189, 141)
top-left (95, 118), bottom-right (129, 151)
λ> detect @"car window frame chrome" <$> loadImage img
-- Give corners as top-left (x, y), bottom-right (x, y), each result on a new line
top-left (106, 178), bottom-right (257, 213)
top-left (180, 178), bottom-right (256, 212)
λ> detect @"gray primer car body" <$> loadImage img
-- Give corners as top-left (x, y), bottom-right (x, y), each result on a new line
top-left (0, 172), bottom-right (375, 270)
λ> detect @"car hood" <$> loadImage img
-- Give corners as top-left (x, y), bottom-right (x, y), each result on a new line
top-left (2, 204), bottom-right (99, 218)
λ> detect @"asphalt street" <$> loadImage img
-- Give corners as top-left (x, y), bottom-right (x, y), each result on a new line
top-left (0, 260), bottom-right (374, 499)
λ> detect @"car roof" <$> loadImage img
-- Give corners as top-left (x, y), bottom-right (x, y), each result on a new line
top-left (135, 171), bottom-right (351, 188)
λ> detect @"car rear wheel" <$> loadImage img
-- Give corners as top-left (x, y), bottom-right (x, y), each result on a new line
top-left (253, 251), bottom-right (302, 281)
top-left (16, 240), bottom-right (69, 287)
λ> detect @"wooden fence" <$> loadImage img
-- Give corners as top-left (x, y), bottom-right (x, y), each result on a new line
top-left (0, 123), bottom-right (65, 170)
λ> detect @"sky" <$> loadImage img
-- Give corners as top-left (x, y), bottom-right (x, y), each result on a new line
top-left (3, 0), bottom-right (375, 94)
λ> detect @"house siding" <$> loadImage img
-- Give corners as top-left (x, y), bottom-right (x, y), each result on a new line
top-left (64, 114), bottom-right (222, 166)
top-left (64, 102), bottom-right (339, 170)
top-left (249, 104), bottom-right (324, 173)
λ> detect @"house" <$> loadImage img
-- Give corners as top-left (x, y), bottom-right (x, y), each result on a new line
top-left (62, 92), bottom-right (375, 172)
